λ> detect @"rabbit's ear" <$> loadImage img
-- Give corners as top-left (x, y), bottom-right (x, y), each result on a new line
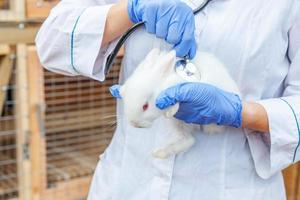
top-left (119, 85), bottom-right (125, 97)
top-left (160, 50), bottom-right (176, 76)
top-left (137, 48), bottom-right (160, 71)
top-left (145, 48), bottom-right (160, 61)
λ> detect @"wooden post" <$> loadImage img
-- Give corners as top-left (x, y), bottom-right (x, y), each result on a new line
top-left (295, 164), bottom-right (300, 200)
top-left (27, 45), bottom-right (47, 200)
top-left (15, 44), bottom-right (31, 200)
top-left (26, 0), bottom-right (59, 19)
top-left (12, 0), bottom-right (26, 20)
top-left (0, 53), bottom-right (13, 115)
top-left (0, 45), bottom-right (10, 55)
top-left (0, 0), bottom-right (25, 21)
top-left (0, 23), bottom-right (40, 44)
top-left (41, 177), bottom-right (92, 200)
top-left (283, 164), bottom-right (300, 200)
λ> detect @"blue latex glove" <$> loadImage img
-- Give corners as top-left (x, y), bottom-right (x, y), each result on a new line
top-left (155, 83), bottom-right (243, 128)
top-left (127, 0), bottom-right (197, 59)
top-left (109, 84), bottom-right (122, 99)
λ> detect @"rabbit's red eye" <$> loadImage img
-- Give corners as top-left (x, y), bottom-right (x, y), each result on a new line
top-left (142, 103), bottom-right (149, 111)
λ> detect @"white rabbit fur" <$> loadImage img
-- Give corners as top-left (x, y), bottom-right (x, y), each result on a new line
top-left (118, 48), bottom-right (240, 159)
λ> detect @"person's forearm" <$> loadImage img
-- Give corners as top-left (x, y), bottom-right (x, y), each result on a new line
top-left (241, 102), bottom-right (269, 133)
top-left (102, 0), bottom-right (133, 47)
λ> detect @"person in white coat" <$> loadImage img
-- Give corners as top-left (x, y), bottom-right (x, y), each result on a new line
top-left (36, 0), bottom-right (300, 199)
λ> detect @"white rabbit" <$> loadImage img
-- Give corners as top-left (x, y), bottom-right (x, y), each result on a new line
top-left (116, 48), bottom-right (240, 159)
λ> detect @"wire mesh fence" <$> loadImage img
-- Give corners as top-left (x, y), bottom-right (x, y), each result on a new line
top-left (0, 45), bottom-right (121, 199)
top-left (0, 0), bottom-right (10, 10)
top-left (0, 52), bottom-right (18, 200)
top-left (44, 62), bottom-right (120, 187)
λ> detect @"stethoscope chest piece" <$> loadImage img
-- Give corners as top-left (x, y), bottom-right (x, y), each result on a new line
top-left (175, 59), bottom-right (200, 82)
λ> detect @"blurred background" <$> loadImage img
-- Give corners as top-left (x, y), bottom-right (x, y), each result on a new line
top-left (0, 0), bottom-right (299, 200)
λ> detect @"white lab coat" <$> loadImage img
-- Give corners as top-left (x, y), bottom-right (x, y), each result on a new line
top-left (36, 0), bottom-right (300, 199)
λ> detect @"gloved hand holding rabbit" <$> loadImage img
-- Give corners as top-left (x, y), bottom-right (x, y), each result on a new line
top-left (155, 82), bottom-right (242, 128)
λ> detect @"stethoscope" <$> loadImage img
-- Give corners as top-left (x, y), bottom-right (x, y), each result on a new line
top-left (104, 0), bottom-right (212, 76)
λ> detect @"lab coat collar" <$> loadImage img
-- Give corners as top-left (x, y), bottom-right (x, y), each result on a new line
top-left (187, 0), bottom-right (227, 11)
top-left (188, 0), bottom-right (227, 6)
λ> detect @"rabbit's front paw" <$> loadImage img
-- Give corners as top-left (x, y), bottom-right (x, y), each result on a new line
top-left (152, 148), bottom-right (170, 159)
top-left (165, 103), bottom-right (179, 118)
top-left (202, 125), bottom-right (225, 134)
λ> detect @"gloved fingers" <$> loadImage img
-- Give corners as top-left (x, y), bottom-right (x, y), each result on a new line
top-left (165, 8), bottom-right (186, 44)
top-left (183, 17), bottom-right (196, 58)
top-left (174, 17), bottom-right (196, 58)
top-left (155, 10), bottom-right (173, 39)
top-left (156, 91), bottom-right (178, 109)
top-left (188, 39), bottom-right (197, 59)
top-left (143, 4), bottom-right (158, 34)
top-left (166, 22), bottom-right (180, 44)
top-left (174, 33), bottom-right (197, 59)
top-left (173, 104), bottom-right (195, 122)
top-left (109, 84), bottom-right (122, 99)
top-left (166, 20), bottom-right (185, 45)
top-left (156, 82), bottom-right (206, 110)
top-left (127, 0), bottom-right (140, 23)
top-left (156, 83), bottom-right (189, 109)
top-left (174, 38), bottom-right (193, 59)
